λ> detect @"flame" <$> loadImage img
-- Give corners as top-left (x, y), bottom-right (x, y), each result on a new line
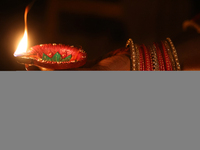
top-left (14, 30), bottom-right (28, 57)
top-left (14, 1), bottom-right (35, 57)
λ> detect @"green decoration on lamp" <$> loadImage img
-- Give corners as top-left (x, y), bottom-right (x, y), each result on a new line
top-left (42, 52), bottom-right (72, 62)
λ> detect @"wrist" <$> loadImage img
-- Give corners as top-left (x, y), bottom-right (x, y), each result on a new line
top-left (95, 54), bottom-right (130, 71)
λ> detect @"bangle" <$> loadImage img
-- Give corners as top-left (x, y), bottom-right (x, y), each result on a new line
top-left (125, 38), bottom-right (181, 71)
top-left (153, 43), bottom-right (165, 71)
top-left (163, 40), bottom-right (176, 71)
top-left (142, 44), bottom-right (152, 71)
top-left (166, 38), bottom-right (181, 71)
top-left (138, 45), bottom-right (145, 71)
top-left (149, 45), bottom-right (159, 71)
top-left (161, 41), bottom-right (172, 71)
top-left (126, 38), bottom-right (136, 71)
top-left (135, 44), bottom-right (140, 71)
top-left (148, 46), bottom-right (154, 71)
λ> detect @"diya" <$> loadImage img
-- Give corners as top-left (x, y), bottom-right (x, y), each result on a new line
top-left (14, 44), bottom-right (87, 70)
top-left (14, 2), bottom-right (87, 70)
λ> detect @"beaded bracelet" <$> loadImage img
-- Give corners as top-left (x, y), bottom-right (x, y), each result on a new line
top-left (166, 38), bottom-right (181, 71)
top-left (135, 44), bottom-right (140, 71)
top-left (163, 40), bottom-right (176, 71)
top-left (126, 38), bottom-right (136, 71)
top-left (154, 43), bottom-right (165, 71)
top-left (126, 38), bottom-right (181, 71)
top-left (161, 41), bottom-right (172, 71)
top-left (138, 45), bottom-right (145, 71)
top-left (149, 45), bottom-right (159, 71)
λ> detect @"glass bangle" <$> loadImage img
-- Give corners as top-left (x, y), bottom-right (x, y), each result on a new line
top-left (135, 44), bottom-right (140, 71)
top-left (163, 40), bottom-right (176, 71)
top-left (151, 44), bottom-right (160, 71)
top-left (147, 46), bottom-right (154, 71)
top-left (126, 38), bottom-right (136, 71)
top-left (138, 45), bottom-right (145, 71)
top-left (161, 41), bottom-right (172, 71)
top-left (154, 43), bottom-right (165, 71)
top-left (149, 45), bottom-right (159, 71)
top-left (142, 44), bottom-right (151, 71)
top-left (166, 38), bottom-right (181, 71)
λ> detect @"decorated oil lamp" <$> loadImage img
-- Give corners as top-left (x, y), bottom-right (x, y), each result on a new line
top-left (14, 43), bottom-right (87, 70)
top-left (14, 3), bottom-right (87, 70)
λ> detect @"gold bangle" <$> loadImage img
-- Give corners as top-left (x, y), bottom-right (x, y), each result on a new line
top-left (163, 40), bottom-right (176, 71)
top-left (126, 38), bottom-right (136, 71)
top-left (166, 38), bottom-right (181, 71)
top-left (150, 45), bottom-right (159, 71)
top-left (135, 44), bottom-right (140, 71)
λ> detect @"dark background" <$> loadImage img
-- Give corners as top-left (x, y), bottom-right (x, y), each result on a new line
top-left (0, 0), bottom-right (199, 71)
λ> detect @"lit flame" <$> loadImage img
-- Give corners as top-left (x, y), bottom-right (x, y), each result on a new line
top-left (14, 30), bottom-right (28, 57)
top-left (14, 1), bottom-right (35, 57)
